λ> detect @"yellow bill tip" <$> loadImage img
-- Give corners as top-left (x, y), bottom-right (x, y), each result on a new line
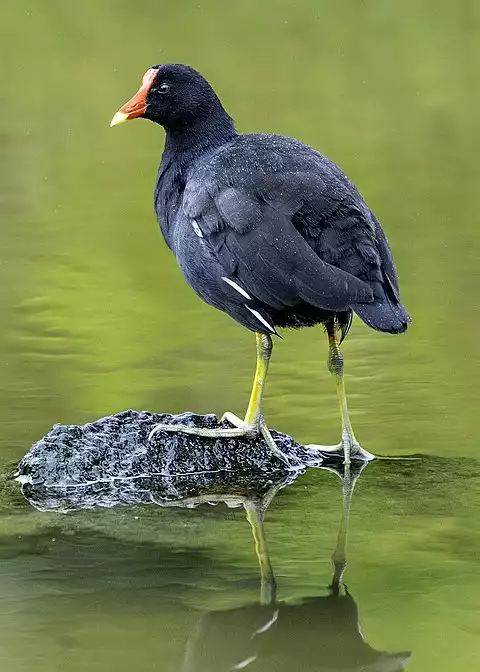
top-left (110, 111), bottom-right (129, 127)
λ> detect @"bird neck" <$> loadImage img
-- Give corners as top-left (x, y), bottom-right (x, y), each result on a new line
top-left (162, 111), bottom-right (237, 166)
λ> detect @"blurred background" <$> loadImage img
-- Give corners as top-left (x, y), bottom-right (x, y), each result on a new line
top-left (1, 1), bottom-right (479, 671)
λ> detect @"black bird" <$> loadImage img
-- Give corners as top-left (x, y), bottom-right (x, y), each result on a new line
top-left (111, 64), bottom-right (410, 464)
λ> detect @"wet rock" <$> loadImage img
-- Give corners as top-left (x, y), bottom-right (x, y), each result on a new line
top-left (16, 410), bottom-right (326, 512)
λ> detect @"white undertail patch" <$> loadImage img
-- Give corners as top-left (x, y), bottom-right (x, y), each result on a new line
top-left (221, 276), bottom-right (252, 300)
top-left (245, 305), bottom-right (275, 333)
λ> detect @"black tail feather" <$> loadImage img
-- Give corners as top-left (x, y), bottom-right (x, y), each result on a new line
top-left (354, 290), bottom-right (411, 334)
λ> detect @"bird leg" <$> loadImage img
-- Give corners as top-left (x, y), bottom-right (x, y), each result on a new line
top-left (329, 458), bottom-right (370, 594)
top-left (148, 332), bottom-right (290, 464)
top-left (326, 321), bottom-right (362, 464)
top-left (330, 461), bottom-right (353, 593)
top-left (244, 332), bottom-right (272, 429)
top-left (244, 498), bottom-right (277, 606)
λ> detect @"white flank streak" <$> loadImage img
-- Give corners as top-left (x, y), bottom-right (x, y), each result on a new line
top-left (232, 656), bottom-right (257, 670)
top-left (191, 219), bottom-right (203, 238)
top-left (221, 276), bottom-right (252, 300)
top-left (252, 610), bottom-right (279, 636)
top-left (245, 305), bottom-right (275, 333)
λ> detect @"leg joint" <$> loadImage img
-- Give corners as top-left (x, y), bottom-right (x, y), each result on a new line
top-left (257, 332), bottom-right (273, 358)
top-left (328, 348), bottom-right (344, 376)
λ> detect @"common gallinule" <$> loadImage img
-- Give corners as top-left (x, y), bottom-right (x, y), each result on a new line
top-left (111, 64), bottom-right (410, 464)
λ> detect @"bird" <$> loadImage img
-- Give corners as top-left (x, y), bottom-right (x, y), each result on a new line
top-left (110, 63), bottom-right (410, 464)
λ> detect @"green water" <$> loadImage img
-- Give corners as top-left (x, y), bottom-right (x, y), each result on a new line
top-left (1, 0), bottom-right (479, 670)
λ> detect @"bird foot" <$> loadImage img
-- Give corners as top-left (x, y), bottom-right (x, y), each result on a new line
top-left (306, 437), bottom-right (375, 463)
top-left (148, 412), bottom-right (292, 466)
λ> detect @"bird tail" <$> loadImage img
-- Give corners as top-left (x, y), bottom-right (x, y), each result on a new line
top-left (353, 285), bottom-right (411, 334)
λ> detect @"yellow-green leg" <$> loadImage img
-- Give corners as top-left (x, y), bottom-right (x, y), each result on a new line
top-left (244, 499), bottom-right (277, 605)
top-left (244, 332), bottom-right (272, 427)
top-left (326, 322), bottom-right (360, 465)
top-left (330, 459), bottom-right (370, 594)
top-left (330, 461), bottom-right (352, 593)
top-left (148, 332), bottom-right (289, 464)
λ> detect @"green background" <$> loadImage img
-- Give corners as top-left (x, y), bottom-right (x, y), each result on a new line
top-left (1, 1), bottom-right (479, 670)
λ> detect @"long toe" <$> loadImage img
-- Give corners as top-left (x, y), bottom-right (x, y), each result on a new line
top-left (220, 411), bottom-right (249, 430)
top-left (343, 438), bottom-right (375, 462)
top-left (148, 422), bottom-right (247, 443)
top-left (147, 416), bottom-right (294, 467)
top-left (306, 439), bottom-right (374, 462)
top-left (258, 420), bottom-right (298, 467)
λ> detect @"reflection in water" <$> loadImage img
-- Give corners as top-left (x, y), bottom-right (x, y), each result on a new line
top-left (182, 461), bottom-right (410, 672)
top-left (18, 432), bottom-right (410, 671)
top-left (328, 461), bottom-right (369, 592)
top-left (184, 588), bottom-right (410, 672)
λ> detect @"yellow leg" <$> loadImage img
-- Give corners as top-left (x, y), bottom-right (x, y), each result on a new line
top-left (330, 460), bottom-right (351, 593)
top-left (244, 332), bottom-right (273, 429)
top-left (244, 500), bottom-right (276, 605)
top-left (326, 322), bottom-right (357, 464)
top-left (148, 331), bottom-right (290, 464)
top-left (330, 460), bottom-right (371, 593)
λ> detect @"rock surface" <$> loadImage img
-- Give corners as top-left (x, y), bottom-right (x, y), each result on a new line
top-left (16, 410), bottom-right (329, 512)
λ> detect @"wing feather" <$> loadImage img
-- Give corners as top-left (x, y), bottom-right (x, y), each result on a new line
top-left (185, 185), bottom-right (373, 312)
top-left (180, 134), bottom-right (409, 331)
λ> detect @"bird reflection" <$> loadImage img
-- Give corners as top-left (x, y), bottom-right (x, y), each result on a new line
top-left (182, 461), bottom-right (411, 672)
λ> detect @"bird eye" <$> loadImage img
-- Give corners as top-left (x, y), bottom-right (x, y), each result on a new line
top-left (159, 83), bottom-right (170, 93)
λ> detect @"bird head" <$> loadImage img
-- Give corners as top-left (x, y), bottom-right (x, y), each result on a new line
top-left (110, 63), bottom-right (225, 130)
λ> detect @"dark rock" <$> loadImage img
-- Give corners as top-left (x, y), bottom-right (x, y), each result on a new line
top-left (16, 410), bottom-right (327, 512)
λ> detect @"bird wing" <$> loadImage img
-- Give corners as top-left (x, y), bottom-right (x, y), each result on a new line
top-left (180, 135), bottom-right (385, 313)
top-left (183, 186), bottom-right (374, 312)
